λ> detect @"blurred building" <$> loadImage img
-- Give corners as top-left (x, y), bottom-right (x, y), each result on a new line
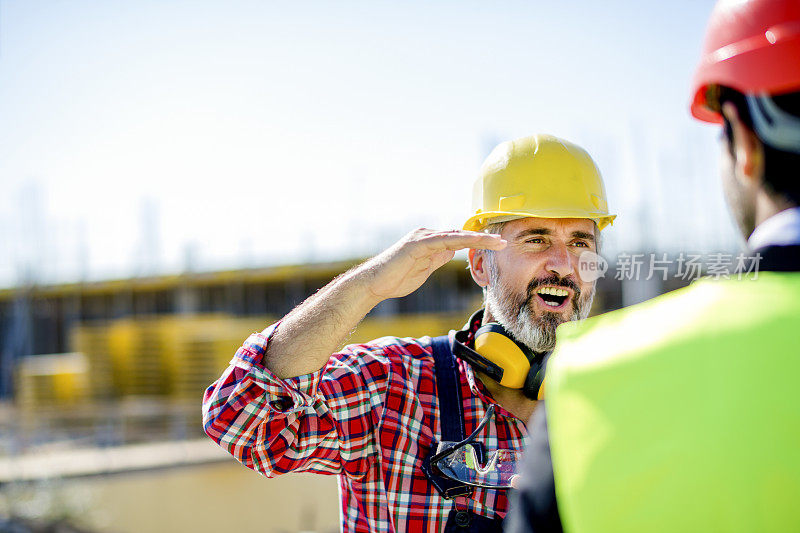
top-left (0, 253), bottom-right (704, 413)
top-left (0, 259), bottom-right (467, 408)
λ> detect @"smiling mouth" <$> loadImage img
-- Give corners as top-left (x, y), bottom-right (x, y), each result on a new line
top-left (534, 286), bottom-right (571, 308)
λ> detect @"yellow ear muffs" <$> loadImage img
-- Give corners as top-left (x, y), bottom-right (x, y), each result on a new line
top-left (451, 310), bottom-right (550, 400)
top-left (473, 324), bottom-right (533, 389)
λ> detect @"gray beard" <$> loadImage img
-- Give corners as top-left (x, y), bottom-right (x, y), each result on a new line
top-left (485, 266), bottom-right (595, 353)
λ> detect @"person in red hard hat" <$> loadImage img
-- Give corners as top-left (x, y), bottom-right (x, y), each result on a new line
top-left (506, 1), bottom-right (800, 531)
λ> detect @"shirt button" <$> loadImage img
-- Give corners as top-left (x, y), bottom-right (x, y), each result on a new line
top-left (269, 399), bottom-right (290, 412)
top-left (454, 510), bottom-right (471, 528)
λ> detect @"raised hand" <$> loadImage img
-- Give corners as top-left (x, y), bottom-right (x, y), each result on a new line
top-left (362, 228), bottom-right (507, 301)
top-left (265, 228), bottom-right (505, 378)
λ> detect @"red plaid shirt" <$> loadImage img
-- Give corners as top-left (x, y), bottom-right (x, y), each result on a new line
top-left (202, 320), bottom-right (529, 532)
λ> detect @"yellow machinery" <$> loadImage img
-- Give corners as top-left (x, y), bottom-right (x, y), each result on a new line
top-left (69, 314), bottom-right (271, 402)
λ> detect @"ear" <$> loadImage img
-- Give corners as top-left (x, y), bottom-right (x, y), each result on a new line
top-left (469, 248), bottom-right (490, 288)
top-left (721, 102), bottom-right (764, 186)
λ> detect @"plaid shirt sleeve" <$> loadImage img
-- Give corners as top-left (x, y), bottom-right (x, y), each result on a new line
top-left (202, 322), bottom-right (391, 480)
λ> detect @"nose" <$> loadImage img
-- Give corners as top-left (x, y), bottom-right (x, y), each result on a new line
top-left (544, 242), bottom-right (575, 279)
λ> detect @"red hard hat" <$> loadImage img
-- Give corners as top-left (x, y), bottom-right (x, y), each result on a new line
top-left (690, 0), bottom-right (800, 124)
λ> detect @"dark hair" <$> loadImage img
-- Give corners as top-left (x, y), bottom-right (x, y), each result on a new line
top-left (719, 87), bottom-right (800, 206)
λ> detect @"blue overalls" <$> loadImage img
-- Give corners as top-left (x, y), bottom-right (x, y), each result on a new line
top-left (421, 335), bottom-right (505, 532)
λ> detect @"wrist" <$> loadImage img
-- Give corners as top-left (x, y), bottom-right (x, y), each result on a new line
top-left (340, 261), bottom-right (385, 313)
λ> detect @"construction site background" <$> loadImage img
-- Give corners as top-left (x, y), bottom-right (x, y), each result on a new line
top-left (0, 1), bottom-right (729, 530)
top-left (0, 253), bottom-right (713, 532)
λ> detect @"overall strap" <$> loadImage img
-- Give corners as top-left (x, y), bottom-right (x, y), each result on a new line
top-left (428, 335), bottom-right (505, 529)
top-left (422, 335), bottom-right (474, 499)
top-left (430, 334), bottom-right (466, 443)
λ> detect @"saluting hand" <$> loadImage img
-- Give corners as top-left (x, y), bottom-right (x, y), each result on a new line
top-left (362, 228), bottom-right (507, 303)
top-left (266, 228), bottom-right (505, 378)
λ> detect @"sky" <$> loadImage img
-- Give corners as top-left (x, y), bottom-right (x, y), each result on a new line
top-left (0, 0), bottom-right (737, 288)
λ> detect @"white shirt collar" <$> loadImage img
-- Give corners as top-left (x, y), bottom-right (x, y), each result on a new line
top-left (748, 206), bottom-right (800, 250)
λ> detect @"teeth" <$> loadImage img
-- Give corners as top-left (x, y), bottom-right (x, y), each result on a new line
top-left (537, 287), bottom-right (569, 297)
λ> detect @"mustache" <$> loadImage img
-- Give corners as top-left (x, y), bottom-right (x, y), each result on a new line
top-left (525, 274), bottom-right (582, 299)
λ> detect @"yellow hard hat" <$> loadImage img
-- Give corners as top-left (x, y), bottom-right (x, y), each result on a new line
top-left (463, 134), bottom-right (616, 232)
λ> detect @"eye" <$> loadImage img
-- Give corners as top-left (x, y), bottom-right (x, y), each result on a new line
top-left (526, 237), bottom-right (545, 244)
top-left (572, 241), bottom-right (590, 248)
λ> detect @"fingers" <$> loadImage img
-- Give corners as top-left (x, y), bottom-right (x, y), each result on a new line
top-left (413, 229), bottom-right (507, 252)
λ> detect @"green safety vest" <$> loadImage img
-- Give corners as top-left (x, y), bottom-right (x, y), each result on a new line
top-left (546, 273), bottom-right (800, 533)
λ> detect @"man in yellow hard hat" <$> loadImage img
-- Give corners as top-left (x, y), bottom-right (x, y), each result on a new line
top-left (507, 1), bottom-right (800, 532)
top-left (202, 134), bottom-right (615, 532)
